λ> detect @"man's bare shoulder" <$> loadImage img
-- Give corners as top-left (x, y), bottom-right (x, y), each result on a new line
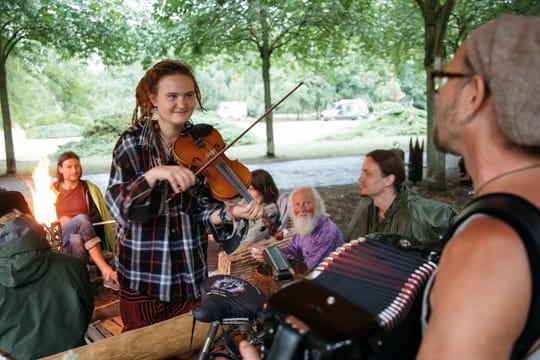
top-left (419, 215), bottom-right (531, 359)
top-left (442, 215), bottom-right (527, 262)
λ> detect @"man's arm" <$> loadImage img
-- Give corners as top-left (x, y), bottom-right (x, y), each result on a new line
top-left (302, 222), bottom-right (343, 271)
top-left (418, 216), bottom-right (531, 359)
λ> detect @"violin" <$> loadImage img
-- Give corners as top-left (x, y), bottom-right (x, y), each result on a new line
top-left (173, 123), bottom-right (283, 239)
top-left (173, 123), bottom-right (252, 202)
top-left (171, 82), bottom-right (304, 238)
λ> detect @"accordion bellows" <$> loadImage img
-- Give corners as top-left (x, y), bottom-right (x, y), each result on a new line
top-left (267, 236), bottom-right (438, 343)
top-left (308, 237), bottom-right (437, 331)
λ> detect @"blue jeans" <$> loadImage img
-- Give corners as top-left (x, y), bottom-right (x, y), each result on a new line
top-left (62, 214), bottom-right (101, 264)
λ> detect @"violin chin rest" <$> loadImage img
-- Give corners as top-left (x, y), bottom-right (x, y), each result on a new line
top-left (186, 123), bottom-right (214, 138)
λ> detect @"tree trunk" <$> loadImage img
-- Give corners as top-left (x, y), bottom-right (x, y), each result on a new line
top-left (259, 7), bottom-right (275, 158)
top-left (261, 51), bottom-right (275, 158)
top-left (0, 57), bottom-right (17, 175)
top-left (417, 0), bottom-right (456, 190)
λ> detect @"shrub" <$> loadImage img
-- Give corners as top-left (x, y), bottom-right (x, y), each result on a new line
top-left (26, 123), bottom-right (85, 138)
top-left (53, 113), bottom-right (260, 157)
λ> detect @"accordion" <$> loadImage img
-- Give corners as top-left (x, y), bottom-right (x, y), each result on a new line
top-left (261, 236), bottom-right (438, 359)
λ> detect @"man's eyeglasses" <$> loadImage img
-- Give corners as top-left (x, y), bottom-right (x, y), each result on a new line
top-left (430, 71), bottom-right (474, 93)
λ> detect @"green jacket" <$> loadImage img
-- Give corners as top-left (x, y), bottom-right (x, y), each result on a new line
top-left (0, 216), bottom-right (94, 359)
top-left (345, 186), bottom-right (456, 243)
top-left (52, 179), bottom-right (115, 252)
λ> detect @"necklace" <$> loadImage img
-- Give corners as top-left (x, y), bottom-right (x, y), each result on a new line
top-left (475, 162), bottom-right (540, 195)
top-left (159, 132), bottom-right (177, 157)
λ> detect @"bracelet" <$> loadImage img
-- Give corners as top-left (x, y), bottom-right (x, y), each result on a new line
top-left (218, 208), bottom-right (231, 224)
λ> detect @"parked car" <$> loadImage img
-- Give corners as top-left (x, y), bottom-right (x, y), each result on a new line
top-left (321, 99), bottom-right (370, 121)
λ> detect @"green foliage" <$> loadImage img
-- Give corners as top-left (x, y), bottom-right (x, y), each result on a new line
top-left (322, 102), bottom-right (426, 140)
top-left (1, 0), bottom-right (139, 64)
top-left (4, 0), bottom-right (538, 176)
top-left (51, 112), bottom-right (260, 158)
top-left (54, 114), bottom-right (130, 156)
top-left (369, 103), bottom-right (426, 136)
top-left (6, 55), bottom-right (62, 126)
top-left (82, 114), bottom-right (130, 138)
top-left (155, 0), bottom-right (373, 63)
top-left (56, 135), bottom-right (117, 157)
top-left (26, 123), bottom-right (84, 138)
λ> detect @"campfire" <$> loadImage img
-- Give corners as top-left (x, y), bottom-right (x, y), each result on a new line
top-left (29, 156), bottom-right (62, 252)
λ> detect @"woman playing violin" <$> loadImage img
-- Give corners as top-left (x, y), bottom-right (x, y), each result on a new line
top-left (105, 59), bottom-right (263, 331)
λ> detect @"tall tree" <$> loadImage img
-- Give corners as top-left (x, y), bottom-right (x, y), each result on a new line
top-left (0, 0), bottom-right (137, 174)
top-left (414, 0), bottom-right (456, 189)
top-left (155, 0), bottom-right (372, 157)
top-left (416, 0), bottom-right (540, 188)
top-left (366, 0), bottom-right (540, 189)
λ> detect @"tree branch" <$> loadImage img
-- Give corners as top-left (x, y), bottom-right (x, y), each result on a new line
top-left (2, 27), bottom-right (27, 59)
top-left (415, 0), bottom-right (426, 20)
top-left (4, 32), bottom-right (26, 59)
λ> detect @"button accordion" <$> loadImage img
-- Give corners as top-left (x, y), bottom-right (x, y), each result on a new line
top-left (261, 235), bottom-right (438, 359)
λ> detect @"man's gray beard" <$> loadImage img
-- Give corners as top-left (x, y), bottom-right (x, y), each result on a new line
top-left (293, 213), bottom-right (319, 236)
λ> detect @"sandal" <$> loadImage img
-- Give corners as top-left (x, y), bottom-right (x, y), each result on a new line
top-left (103, 271), bottom-right (120, 291)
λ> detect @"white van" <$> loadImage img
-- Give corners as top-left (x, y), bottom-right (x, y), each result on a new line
top-left (217, 101), bottom-right (248, 120)
top-left (321, 99), bottom-right (370, 121)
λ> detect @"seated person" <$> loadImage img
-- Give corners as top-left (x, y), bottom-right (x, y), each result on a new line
top-left (52, 151), bottom-right (118, 290)
top-left (0, 188), bottom-right (32, 217)
top-left (344, 149), bottom-right (456, 243)
top-left (276, 191), bottom-right (291, 233)
top-left (251, 186), bottom-right (344, 272)
top-left (243, 169), bottom-right (281, 243)
top-left (0, 192), bottom-right (93, 359)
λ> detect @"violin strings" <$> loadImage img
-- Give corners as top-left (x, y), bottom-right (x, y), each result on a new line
top-left (215, 159), bottom-right (253, 200)
top-left (201, 141), bottom-right (253, 201)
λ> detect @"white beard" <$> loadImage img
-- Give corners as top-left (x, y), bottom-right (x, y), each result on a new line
top-left (292, 213), bottom-right (319, 236)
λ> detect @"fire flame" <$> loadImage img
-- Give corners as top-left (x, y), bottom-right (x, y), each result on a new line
top-left (30, 156), bottom-right (57, 226)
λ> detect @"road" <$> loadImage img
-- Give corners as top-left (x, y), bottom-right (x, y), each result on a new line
top-left (82, 156), bottom-right (363, 194)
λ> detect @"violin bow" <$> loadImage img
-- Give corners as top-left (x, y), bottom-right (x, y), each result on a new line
top-left (194, 81), bottom-right (304, 176)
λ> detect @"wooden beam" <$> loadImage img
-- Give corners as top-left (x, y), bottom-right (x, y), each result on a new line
top-left (41, 314), bottom-right (211, 360)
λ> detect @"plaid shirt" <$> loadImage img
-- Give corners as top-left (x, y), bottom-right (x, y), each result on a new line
top-left (105, 120), bottom-right (234, 302)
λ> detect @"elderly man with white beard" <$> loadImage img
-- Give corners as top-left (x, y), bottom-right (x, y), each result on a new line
top-left (250, 186), bottom-right (343, 272)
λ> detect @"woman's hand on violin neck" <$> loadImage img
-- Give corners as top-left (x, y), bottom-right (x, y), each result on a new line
top-left (144, 165), bottom-right (196, 192)
top-left (233, 200), bottom-right (264, 221)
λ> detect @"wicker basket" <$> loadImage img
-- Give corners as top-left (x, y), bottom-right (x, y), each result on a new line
top-left (217, 234), bottom-right (293, 284)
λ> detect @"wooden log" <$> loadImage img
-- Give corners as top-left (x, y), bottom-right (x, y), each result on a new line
top-left (40, 314), bottom-right (211, 360)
